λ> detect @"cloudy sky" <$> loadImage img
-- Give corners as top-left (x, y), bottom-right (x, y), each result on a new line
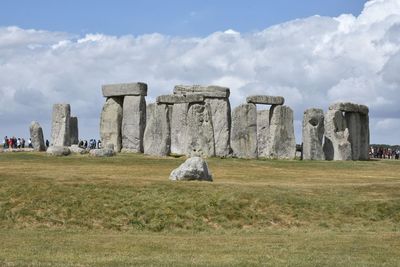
top-left (0, 0), bottom-right (399, 145)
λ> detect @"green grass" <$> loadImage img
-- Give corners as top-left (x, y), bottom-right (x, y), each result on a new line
top-left (0, 152), bottom-right (400, 266)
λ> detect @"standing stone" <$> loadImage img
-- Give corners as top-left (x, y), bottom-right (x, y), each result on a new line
top-left (359, 113), bottom-right (370, 160)
top-left (100, 97), bottom-right (123, 152)
top-left (266, 105), bottom-right (296, 159)
top-left (231, 103), bottom-right (257, 159)
top-left (29, 121), bottom-right (46, 151)
top-left (121, 95), bottom-right (146, 153)
top-left (302, 108), bottom-right (325, 160)
top-left (186, 103), bottom-right (215, 157)
top-left (205, 98), bottom-right (231, 157)
top-left (345, 112), bottom-right (361, 160)
top-left (257, 109), bottom-right (270, 158)
top-left (69, 117), bottom-right (79, 145)
top-left (323, 109), bottom-right (352, 161)
top-left (143, 103), bottom-right (171, 156)
top-left (170, 103), bottom-right (189, 155)
top-left (51, 104), bottom-right (71, 147)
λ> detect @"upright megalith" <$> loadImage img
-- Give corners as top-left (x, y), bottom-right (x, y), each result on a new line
top-left (345, 112), bottom-right (361, 160)
top-left (121, 95), bottom-right (146, 153)
top-left (186, 103), bottom-right (215, 157)
top-left (29, 121), bottom-right (46, 151)
top-left (266, 105), bottom-right (296, 159)
top-left (170, 103), bottom-right (190, 155)
top-left (359, 113), bottom-right (370, 160)
top-left (143, 103), bottom-right (171, 156)
top-left (51, 104), bottom-right (71, 147)
top-left (231, 103), bottom-right (258, 159)
top-left (174, 85), bottom-right (231, 157)
top-left (302, 108), bottom-right (325, 160)
top-left (100, 97), bottom-right (123, 152)
top-left (323, 109), bottom-right (352, 161)
top-left (69, 117), bottom-right (79, 145)
top-left (257, 109), bottom-right (270, 158)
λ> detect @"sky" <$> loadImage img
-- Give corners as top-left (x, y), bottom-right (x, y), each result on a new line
top-left (0, 0), bottom-right (399, 145)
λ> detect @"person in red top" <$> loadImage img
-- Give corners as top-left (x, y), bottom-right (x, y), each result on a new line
top-left (8, 138), bottom-right (13, 151)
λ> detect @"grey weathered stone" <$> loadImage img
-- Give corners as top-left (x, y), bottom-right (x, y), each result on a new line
top-left (102, 82), bottom-right (147, 97)
top-left (266, 105), bottom-right (296, 159)
top-left (169, 157), bottom-right (213, 181)
top-left (100, 97), bottom-right (123, 152)
top-left (186, 103), bottom-right (215, 157)
top-left (51, 104), bottom-right (71, 147)
top-left (157, 94), bottom-right (204, 104)
top-left (205, 98), bottom-right (231, 157)
top-left (257, 109), bottom-right (270, 158)
top-left (174, 85), bottom-right (230, 98)
top-left (359, 113), bottom-right (370, 160)
top-left (246, 95), bottom-right (285, 105)
top-left (231, 103), bottom-right (258, 159)
top-left (345, 112), bottom-right (361, 160)
top-left (143, 103), bottom-right (171, 156)
top-left (69, 117), bottom-right (79, 145)
top-left (329, 102), bottom-right (369, 115)
top-left (69, 144), bottom-right (88, 154)
top-left (89, 148), bottom-right (115, 157)
top-left (121, 95), bottom-right (146, 153)
top-left (170, 103), bottom-right (189, 155)
top-left (46, 146), bottom-right (71, 156)
top-left (29, 121), bottom-right (46, 151)
top-left (323, 109), bottom-right (352, 161)
top-left (302, 108), bottom-right (325, 160)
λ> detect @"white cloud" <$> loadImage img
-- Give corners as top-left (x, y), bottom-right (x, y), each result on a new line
top-left (0, 0), bottom-right (400, 144)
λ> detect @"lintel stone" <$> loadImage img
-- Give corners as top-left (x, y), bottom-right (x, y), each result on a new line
top-left (173, 85), bottom-right (230, 98)
top-left (156, 94), bottom-right (204, 104)
top-left (246, 95), bottom-right (285, 105)
top-left (102, 82), bottom-right (147, 97)
top-left (329, 102), bottom-right (369, 114)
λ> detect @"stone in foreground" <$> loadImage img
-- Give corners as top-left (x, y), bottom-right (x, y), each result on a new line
top-left (29, 121), bottom-right (46, 151)
top-left (266, 105), bottom-right (296, 159)
top-left (69, 144), bottom-right (88, 154)
top-left (231, 103), bottom-right (258, 159)
top-left (46, 146), bottom-right (71, 156)
top-left (51, 104), bottom-right (71, 147)
top-left (102, 82), bottom-right (147, 97)
top-left (169, 157), bottom-right (213, 181)
top-left (302, 108), bottom-right (325, 160)
top-left (100, 97), bottom-right (123, 152)
top-left (89, 148), bottom-right (115, 157)
top-left (246, 95), bottom-right (285, 105)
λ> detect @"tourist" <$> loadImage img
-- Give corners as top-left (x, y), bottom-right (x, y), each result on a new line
top-left (46, 139), bottom-right (49, 148)
top-left (28, 138), bottom-right (33, 148)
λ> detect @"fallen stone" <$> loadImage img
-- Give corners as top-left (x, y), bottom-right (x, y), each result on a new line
top-left (100, 97), bottom-right (123, 152)
top-left (169, 157), bottom-right (213, 181)
top-left (257, 109), bottom-right (270, 157)
top-left (69, 117), bottom-right (79, 145)
top-left (143, 103), bottom-right (171, 156)
top-left (121, 95), bottom-right (146, 153)
top-left (323, 109), bottom-right (352, 160)
top-left (89, 148), bottom-right (115, 157)
top-left (205, 98), bottom-right (231, 157)
top-left (329, 102), bottom-right (369, 115)
top-left (246, 95), bottom-right (285, 105)
top-left (46, 146), bottom-right (71, 156)
top-left (29, 121), bottom-right (46, 151)
top-left (302, 108), bottom-right (325, 160)
top-left (102, 82), bottom-right (147, 97)
top-left (156, 94), bottom-right (204, 104)
top-left (186, 103), bottom-right (215, 157)
top-left (231, 103), bottom-right (258, 159)
top-left (51, 104), bottom-right (71, 147)
top-left (69, 144), bottom-right (88, 154)
top-left (170, 103), bottom-right (189, 155)
top-left (266, 105), bottom-right (296, 159)
top-left (174, 85), bottom-right (230, 98)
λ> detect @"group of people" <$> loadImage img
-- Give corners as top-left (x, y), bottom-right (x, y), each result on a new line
top-left (3, 136), bottom-right (50, 150)
top-left (370, 146), bottom-right (400, 159)
top-left (78, 139), bottom-right (101, 149)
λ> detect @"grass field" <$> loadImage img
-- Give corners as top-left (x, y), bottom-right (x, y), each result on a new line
top-left (0, 152), bottom-right (399, 266)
